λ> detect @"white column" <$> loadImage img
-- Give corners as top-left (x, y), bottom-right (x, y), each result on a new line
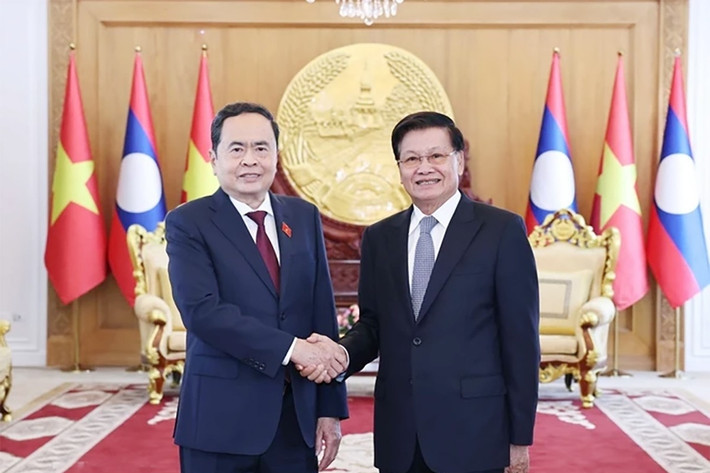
top-left (685, 0), bottom-right (710, 373)
top-left (0, 0), bottom-right (48, 366)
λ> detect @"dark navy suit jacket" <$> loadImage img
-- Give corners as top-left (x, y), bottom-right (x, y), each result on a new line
top-left (340, 194), bottom-right (540, 473)
top-left (166, 189), bottom-right (348, 455)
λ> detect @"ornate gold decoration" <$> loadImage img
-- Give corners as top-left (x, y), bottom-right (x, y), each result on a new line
top-left (277, 43), bottom-right (454, 226)
top-left (127, 223), bottom-right (184, 404)
top-left (0, 320), bottom-right (12, 421)
top-left (127, 222), bottom-right (166, 297)
top-left (529, 208), bottom-right (620, 299)
top-left (531, 209), bottom-right (620, 408)
top-left (48, 1), bottom-right (74, 356)
top-left (539, 363), bottom-right (578, 384)
top-left (657, 0), bottom-right (689, 372)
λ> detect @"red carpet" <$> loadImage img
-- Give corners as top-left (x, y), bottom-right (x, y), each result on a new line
top-left (1, 384), bottom-right (709, 472)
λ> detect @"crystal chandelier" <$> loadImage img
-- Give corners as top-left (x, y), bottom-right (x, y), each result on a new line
top-left (307, 0), bottom-right (404, 26)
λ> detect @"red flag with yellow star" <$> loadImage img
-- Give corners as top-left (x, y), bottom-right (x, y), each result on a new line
top-left (45, 52), bottom-right (107, 304)
top-left (181, 48), bottom-right (216, 202)
top-left (590, 55), bottom-right (648, 310)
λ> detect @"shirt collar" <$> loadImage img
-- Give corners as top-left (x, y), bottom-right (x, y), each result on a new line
top-left (409, 191), bottom-right (462, 235)
top-left (229, 194), bottom-right (274, 218)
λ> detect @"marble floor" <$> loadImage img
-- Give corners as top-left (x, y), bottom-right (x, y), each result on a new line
top-left (5, 366), bottom-right (710, 420)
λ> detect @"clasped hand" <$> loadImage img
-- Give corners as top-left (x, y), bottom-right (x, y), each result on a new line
top-left (291, 333), bottom-right (348, 384)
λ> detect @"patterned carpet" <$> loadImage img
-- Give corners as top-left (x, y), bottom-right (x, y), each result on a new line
top-left (0, 383), bottom-right (709, 472)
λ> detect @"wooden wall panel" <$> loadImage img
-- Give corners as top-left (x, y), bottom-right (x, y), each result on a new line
top-left (47, 0), bottom-right (685, 369)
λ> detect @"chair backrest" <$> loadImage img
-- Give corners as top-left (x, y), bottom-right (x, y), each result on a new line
top-left (127, 223), bottom-right (185, 331)
top-left (528, 209), bottom-right (620, 335)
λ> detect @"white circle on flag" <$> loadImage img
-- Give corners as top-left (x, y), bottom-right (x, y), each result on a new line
top-left (116, 152), bottom-right (163, 213)
top-left (654, 153), bottom-right (699, 215)
top-left (529, 150), bottom-right (576, 210)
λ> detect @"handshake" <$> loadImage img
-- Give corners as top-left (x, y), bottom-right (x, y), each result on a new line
top-left (291, 333), bottom-right (349, 384)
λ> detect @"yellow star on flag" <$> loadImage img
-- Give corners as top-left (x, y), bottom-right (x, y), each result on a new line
top-left (595, 143), bottom-right (641, 227)
top-left (182, 140), bottom-right (218, 201)
top-left (51, 142), bottom-right (99, 224)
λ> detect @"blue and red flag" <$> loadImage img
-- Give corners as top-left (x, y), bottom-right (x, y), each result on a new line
top-left (647, 56), bottom-right (710, 308)
top-left (525, 50), bottom-right (578, 234)
top-left (108, 50), bottom-right (166, 305)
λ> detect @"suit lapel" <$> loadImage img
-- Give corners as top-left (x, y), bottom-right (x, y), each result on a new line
top-left (210, 189), bottom-right (278, 298)
top-left (271, 194), bottom-right (292, 299)
top-left (417, 197), bottom-right (483, 322)
top-left (386, 207), bottom-right (416, 324)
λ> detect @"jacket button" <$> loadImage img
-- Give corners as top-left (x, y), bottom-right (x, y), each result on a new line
top-left (280, 312), bottom-right (286, 320)
top-left (412, 337), bottom-right (422, 346)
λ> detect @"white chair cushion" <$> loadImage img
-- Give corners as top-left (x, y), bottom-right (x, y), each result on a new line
top-left (538, 269), bottom-right (594, 335)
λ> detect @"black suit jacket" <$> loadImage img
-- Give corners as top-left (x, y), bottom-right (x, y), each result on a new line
top-left (166, 189), bottom-right (348, 455)
top-left (340, 194), bottom-right (540, 473)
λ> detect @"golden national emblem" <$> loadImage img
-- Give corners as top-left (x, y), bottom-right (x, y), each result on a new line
top-left (277, 43), bottom-right (454, 226)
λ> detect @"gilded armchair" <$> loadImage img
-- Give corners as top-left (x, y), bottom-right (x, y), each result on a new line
top-left (127, 222), bottom-right (186, 404)
top-left (529, 209), bottom-right (620, 408)
top-left (0, 319), bottom-right (12, 421)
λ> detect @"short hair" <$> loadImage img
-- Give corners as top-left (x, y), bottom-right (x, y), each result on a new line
top-left (390, 111), bottom-right (464, 160)
top-left (211, 102), bottom-right (280, 151)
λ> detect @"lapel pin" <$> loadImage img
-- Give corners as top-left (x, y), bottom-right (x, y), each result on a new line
top-left (282, 222), bottom-right (292, 238)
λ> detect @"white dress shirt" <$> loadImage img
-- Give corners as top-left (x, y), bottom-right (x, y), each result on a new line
top-left (407, 191), bottom-right (461, 291)
top-left (229, 196), bottom-right (281, 263)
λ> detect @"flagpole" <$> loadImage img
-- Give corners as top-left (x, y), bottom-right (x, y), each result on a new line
top-left (599, 314), bottom-right (632, 377)
top-left (660, 307), bottom-right (684, 378)
top-left (60, 299), bottom-right (93, 372)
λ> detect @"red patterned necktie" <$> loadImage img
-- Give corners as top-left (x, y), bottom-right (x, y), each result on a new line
top-left (246, 211), bottom-right (280, 292)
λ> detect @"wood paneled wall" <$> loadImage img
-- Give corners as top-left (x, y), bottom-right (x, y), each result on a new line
top-left (48, 0), bottom-right (688, 369)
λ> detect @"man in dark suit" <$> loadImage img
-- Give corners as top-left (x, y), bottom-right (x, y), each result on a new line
top-left (166, 102), bottom-right (348, 473)
top-left (304, 111), bottom-right (539, 473)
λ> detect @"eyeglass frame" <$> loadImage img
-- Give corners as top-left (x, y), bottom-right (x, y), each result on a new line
top-left (396, 149), bottom-right (460, 169)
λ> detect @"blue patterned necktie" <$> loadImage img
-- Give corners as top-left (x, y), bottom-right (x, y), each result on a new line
top-left (411, 216), bottom-right (437, 320)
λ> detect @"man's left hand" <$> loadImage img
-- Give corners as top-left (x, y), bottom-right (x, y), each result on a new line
top-left (315, 417), bottom-right (341, 470)
top-left (505, 445), bottom-right (529, 473)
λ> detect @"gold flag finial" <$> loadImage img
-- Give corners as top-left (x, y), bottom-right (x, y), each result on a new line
top-left (674, 48), bottom-right (682, 57)
top-left (553, 47), bottom-right (560, 55)
top-left (69, 43), bottom-right (76, 51)
top-left (617, 50), bottom-right (623, 57)
top-left (135, 46), bottom-right (142, 53)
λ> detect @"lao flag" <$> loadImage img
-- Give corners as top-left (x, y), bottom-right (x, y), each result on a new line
top-left (647, 56), bottom-right (710, 308)
top-left (108, 51), bottom-right (167, 305)
top-left (525, 50), bottom-right (578, 234)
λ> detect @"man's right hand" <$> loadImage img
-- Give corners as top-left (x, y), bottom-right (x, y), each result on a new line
top-left (291, 333), bottom-right (348, 383)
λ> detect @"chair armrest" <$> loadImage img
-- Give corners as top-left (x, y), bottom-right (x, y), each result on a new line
top-left (134, 294), bottom-right (170, 327)
top-left (579, 296), bottom-right (616, 328)
top-left (0, 320), bottom-right (9, 339)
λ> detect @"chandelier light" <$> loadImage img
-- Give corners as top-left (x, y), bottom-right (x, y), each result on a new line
top-left (307, 0), bottom-right (404, 26)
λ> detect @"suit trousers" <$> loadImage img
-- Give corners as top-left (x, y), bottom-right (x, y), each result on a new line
top-left (380, 438), bottom-right (503, 473)
top-left (179, 385), bottom-right (317, 473)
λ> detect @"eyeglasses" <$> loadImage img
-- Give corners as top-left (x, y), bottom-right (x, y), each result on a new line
top-left (397, 150), bottom-right (458, 169)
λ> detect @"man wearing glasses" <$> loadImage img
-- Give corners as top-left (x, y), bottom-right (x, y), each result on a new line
top-left (304, 111), bottom-right (540, 473)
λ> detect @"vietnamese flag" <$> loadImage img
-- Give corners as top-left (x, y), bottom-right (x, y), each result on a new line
top-left (590, 54), bottom-right (648, 310)
top-left (45, 51), bottom-right (107, 304)
top-left (181, 47), bottom-right (216, 203)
